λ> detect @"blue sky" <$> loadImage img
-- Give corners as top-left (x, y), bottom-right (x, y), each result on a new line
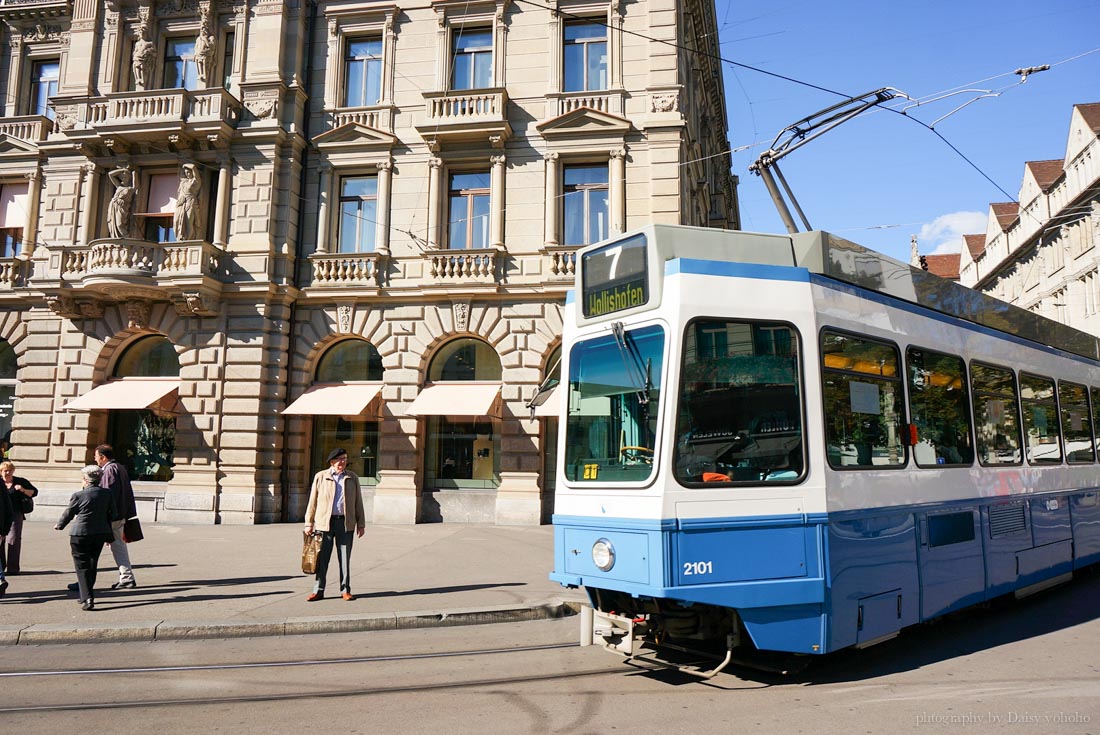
top-left (716, 0), bottom-right (1100, 263)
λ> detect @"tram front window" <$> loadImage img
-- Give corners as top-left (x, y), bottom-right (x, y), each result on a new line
top-left (564, 323), bottom-right (664, 483)
top-left (674, 320), bottom-right (804, 485)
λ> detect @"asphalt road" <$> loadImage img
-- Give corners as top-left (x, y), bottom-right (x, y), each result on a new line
top-left (1, 569), bottom-right (1099, 734)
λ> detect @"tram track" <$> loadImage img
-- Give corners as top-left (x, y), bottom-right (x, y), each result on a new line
top-left (0, 640), bottom-right (630, 714)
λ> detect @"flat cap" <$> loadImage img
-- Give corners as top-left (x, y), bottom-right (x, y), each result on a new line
top-left (326, 447), bottom-right (348, 463)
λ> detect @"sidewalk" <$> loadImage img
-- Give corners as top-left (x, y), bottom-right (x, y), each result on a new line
top-left (0, 519), bottom-right (585, 645)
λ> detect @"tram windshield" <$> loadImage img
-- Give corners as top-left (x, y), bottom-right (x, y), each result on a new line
top-left (564, 323), bottom-right (664, 483)
top-left (674, 320), bottom-right (804, 485)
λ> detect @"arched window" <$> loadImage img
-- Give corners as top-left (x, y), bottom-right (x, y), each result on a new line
top-left (423, 338), bottom-right (502, 489)
top-left (0, 340), bottom-right (17, 458)
top-left (108, 336), bottom-right (180, 482)
top-left (308, 340), bottom-right (384, 484)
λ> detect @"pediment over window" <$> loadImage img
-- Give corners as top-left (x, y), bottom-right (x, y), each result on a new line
top-left (536, 107), bottom-right (632, 141)
top-left (0, 135), bottom-right (40, 156)
top-left (313, 122), bottom-right (397, 152)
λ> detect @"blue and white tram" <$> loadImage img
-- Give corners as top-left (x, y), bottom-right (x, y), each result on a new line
top-left (549, 224), bottom-right (1100, 669)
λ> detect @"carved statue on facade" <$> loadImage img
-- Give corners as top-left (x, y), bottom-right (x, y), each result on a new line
top-left (173, 163), bottom-right (203, 241)
top-left (194, 3), bottom-right (217, 86)
top-left (132, 22), bottom-right (156, 89)
top-left (107, 166), bottom-right (137, 239)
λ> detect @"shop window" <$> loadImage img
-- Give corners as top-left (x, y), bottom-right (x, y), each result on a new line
top-left (0, 341), bottom-right (17, 458)
top-left (108, 336), bottom-right (180, 482)
top-left (309, 340), bottom-right (384, 484)
top-left (424, 338), bottom-right (502, 489)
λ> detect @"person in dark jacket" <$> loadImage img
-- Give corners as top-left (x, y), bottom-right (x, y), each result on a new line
top-left (0, 460), bottom-right (38, 575)
top-left (0, 485), bottom-right (11, 597)
top-left (95, 444), bottom-right (137, 589)
top-left (55, 464), bottom-right (116, 611)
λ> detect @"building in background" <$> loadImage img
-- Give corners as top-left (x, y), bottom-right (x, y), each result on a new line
top-left (958, 103), bottom-right (1100, 334)
top-left (0, 0), bottom-right (737, 524)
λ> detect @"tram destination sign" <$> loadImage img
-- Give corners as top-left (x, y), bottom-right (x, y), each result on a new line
top-left (581, 235), bottom-right (649, 318)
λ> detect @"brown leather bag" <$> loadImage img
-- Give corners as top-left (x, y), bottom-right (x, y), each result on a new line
top-left (301, 531), bottom-right (322, 574)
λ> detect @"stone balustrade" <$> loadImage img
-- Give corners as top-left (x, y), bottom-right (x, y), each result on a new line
top-left (0, 258), bottom-right (27, 289)
top-left (423, 89), bottom-right (507, 125)
top-left (543, 246), bottom-right (577, 279)
top-left (309, 251), bottom-right (384, 287)
top-left (331, 105), bottom-right (394, 132)
top-left (60, 238), bottom-right (222, 280)
top-left (0, 115), bottom-right (50, 142)
top-left (57, 88), bottom-right (240, 136)
top-left (427, 248), bottom-right (500, 284)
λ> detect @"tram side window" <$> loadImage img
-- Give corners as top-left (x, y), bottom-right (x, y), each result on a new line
top-left (1058, 380), bottom-right (1095, 463)
top-left (970, 363), bottom-right (1023, 466)
top-left (821, 331), bottom-right (905, 469)
top-left (674, 319), bottom-right (803, 485)
top-left (1091, 387), bottom-right (1100, 458)
top-left (906, 348), bottom-right (974, 467)
top-left (1020, 373), bottom-right (1062, 464)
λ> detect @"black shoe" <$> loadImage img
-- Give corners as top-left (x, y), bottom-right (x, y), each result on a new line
top-left (67, 582), bottom-right (79, 592)
top-left (110, 580), bottom-right (137, 590)
top-left (0, 580), bottom-right (7, 597)
top-left (81, 599), bottom-right (94, 611)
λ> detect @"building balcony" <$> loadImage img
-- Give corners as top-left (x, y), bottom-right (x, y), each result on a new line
top-left (546, 90), bottom-right (624, 118)
top-left (0, 257), bottom-right (30, 290)
top-left (0, 115), bottom-right (51, 143)
top-left (424, 247), bottom-right (502, 288)
top-left (308, 251), bottom-right (387, 289)
top-left (329, 104), bottom-right (395, 133)
top-left (415, 88), bottom-right (511, 147)
top-left (542, 246), bottom-right (577, 282)
top-left (52, 88), bottom-right (241, 148)
top-left (42, 238), bottom-right (225, 316)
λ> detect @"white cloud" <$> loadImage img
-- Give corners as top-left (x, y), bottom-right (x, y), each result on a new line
top-left (919, 211), bottom-right (987, 255)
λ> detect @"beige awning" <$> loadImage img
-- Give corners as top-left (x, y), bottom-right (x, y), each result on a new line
top-left (63, 378), bottom-right (180, 411)
top-left (533, 387), bottom-right (560, 418)
top-left (283, 383), bottom-right (383, 416)
top-left (406, 383), bottom-right (501, 417)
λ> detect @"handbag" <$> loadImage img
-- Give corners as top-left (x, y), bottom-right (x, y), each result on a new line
top-left (301, 531), bottom-right (322, 574)
top-left (122, 516), bottom-right (144, 543)
top-left (19, 494), bottom-right (32, 515)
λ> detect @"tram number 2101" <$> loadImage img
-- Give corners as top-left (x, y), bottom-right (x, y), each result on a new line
top-left (682, 560), bottom-right (713, 576)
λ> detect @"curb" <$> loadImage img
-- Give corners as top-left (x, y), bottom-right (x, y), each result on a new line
top-left (3, 598), bottom-right (583, 646)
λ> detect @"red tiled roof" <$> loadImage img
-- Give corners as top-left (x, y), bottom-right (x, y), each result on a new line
top-left (991, 202), bottom-right (1019, 231)
top-left (1025, 160), bottom-right (1064, 192)
top-left (925, 253), bottom-right (960, 280)
top-left (1077, 102), bottom-right (1100, 132)
top-left (963, 234), bottom-right (985, 259)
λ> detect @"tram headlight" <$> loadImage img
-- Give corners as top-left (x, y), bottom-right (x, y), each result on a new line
top-left (592, 538), bottom-right (615, 571)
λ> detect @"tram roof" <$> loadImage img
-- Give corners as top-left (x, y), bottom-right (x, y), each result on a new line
top-left (641, 224), bottom-right (1100, 363)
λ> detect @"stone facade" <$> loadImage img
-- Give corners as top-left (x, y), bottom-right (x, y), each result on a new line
top-left (0, 0), bottom-right (737, 524)
top-left (958, 103), bottom-right (1100, 335)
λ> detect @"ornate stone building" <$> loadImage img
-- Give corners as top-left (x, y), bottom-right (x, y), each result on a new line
top-left (958, 103), bottom-right (1100, 335)
top-left (0, 0), bottom-right (737, 524)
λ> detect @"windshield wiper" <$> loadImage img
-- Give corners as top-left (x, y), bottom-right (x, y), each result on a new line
top-left (526, 356), bottom-right (561, 419)
top-left (611, 321), bottom-right (652, 414)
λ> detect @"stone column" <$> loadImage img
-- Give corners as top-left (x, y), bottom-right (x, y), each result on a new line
top-left (4, 37), bottom-right (23, 117)
top-left (77, 164), bottom-right (99, 247)
top-left (315, 162), bottom-right (332, 254)
top-left (610, 147), bottom-right (626, 234)
top-left (543, 152), bottom-right (559, 247)
top-left (213, 154), bottom-right (231, 248)
top-left (490, 153), bottom-right (506, 248)
top-left (23, 170), bottom-right (42, 256)
top-left (375, 158), bottom-right (392, 255)
top-left (426, 156), bottom-right (443, 249)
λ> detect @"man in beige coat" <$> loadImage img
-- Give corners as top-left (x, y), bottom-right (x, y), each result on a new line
top-left (304, 447), bottom-right (366, 601)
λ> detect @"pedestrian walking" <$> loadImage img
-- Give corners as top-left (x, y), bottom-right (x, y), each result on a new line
top-left (0, 482), bottom-right (11, 598)
top-left (54, 464), bottom-right (115, 611)
top-left (303, 447), bottom-right (365, 601)
top-left (0, 460), bottom-right (37, 575)
top-left (95, 444), bottom-right (138, 589)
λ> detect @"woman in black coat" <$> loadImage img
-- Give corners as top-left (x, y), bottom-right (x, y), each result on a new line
top-left (55, 465), bottom-right (116, 611)
top-left (1, 460), bottom-right (38, 575)
top-left (0, 487), bottom-right (11, 597)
